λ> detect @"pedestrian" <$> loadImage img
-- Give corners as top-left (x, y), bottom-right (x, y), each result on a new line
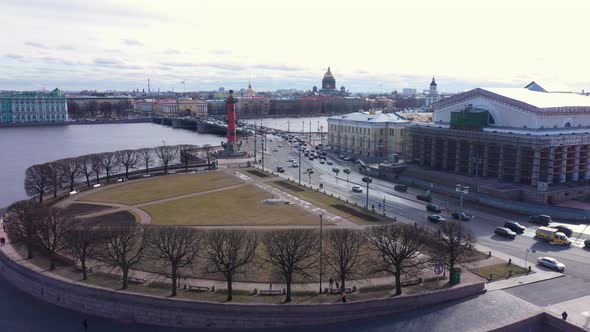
top-left (335, 281), bottom-right (339, 291)
top-left (269, 281), bottom-right (272, 291)
top-left (341, 292), bottom-right (347, 303)
top-left (0, 237), bottom-right (5, 246)
top-left (329, 277), bottom-right (334, 291)
top-left (82, 318), bottom-right (88, 331)
top-left (562, 311), bottom-right (568, 321)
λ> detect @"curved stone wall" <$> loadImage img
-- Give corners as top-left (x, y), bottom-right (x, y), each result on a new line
top-left (0, 250), bottom-right (485, 329)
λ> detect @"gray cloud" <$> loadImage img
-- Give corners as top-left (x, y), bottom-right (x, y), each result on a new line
top-left (160, 61), bottom-right (194, 68)
top-left (203, 63), bottom-right (244, 71)
top-left (4, 53), bottom-right (24, 60)
top-left (94, 58), bottom-right (123, 66)
top-left (163, 48), bottom-right (180, 55)
top-left (24, 41), bottom-right (48, 49)
top-left (123, 39), bottom-right (142, 46)
top-left (253, 64), bottom-right (303, 71)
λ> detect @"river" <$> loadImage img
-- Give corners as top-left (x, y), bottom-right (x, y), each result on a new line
top-left (0, 123), bottom-right (222, 208)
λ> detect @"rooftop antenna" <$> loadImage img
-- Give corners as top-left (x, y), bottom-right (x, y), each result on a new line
top-left (181, 80), bottom-right (186, 93)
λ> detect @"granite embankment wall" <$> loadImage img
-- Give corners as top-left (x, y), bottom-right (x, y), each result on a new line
top-left (0, 250), bottom-right (485, 329)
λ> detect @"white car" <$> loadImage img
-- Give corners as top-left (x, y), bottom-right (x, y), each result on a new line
top-left (352, 185), bottom-right (363, 193)
top-left (292, 162), bottom-right (299, 168)
top-left (326, 160), bottom-right (333, 165)
top-left (288, 158), bottom-right (295, 162)
top-left (319, 159), bottom-right (325, 164)
top-left (278, 144), bottom-right (283, 147)
top-left (537, 257), bottom-right (565, 272)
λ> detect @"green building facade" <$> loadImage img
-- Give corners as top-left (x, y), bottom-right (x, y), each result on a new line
top-left (0, 88), bottom-right (68, 123)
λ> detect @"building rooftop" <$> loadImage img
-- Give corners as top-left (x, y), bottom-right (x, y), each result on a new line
top-left (329, 111), bottom-right (409, 123)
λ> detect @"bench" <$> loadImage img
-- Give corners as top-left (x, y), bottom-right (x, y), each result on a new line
top-left (258, 289), bottom-right (284, 296)
top-left (326, 286), bottom-right (356, 294)
top-left (92, 184), bottom-right (102, 189)
top-left (69, 191), bottom-right (78, 196)
top-left (184, 283), bottom-right (211, 292)
top-left (127, 277), bottom-right (146, 284)
top-left (142, 174), bottom-right (152, 178)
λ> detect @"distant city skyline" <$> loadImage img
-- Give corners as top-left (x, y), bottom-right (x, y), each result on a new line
top-left (2, 0), bottom-right (590, 93)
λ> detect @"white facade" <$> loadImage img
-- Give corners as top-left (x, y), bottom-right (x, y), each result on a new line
top-left (432, 86), bottom-right (590, 130)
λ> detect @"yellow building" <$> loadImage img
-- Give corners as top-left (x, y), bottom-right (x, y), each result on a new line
top-left (327, 111), bottom-right (409, 159)
top-left (177, 97), bottom-right (208, 117)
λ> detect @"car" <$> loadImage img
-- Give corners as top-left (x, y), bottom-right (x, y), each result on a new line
top-left (551, 225), bottom-right (574, 237)
top-left (451, 212), bottom-right (470, 221)
top-left (319, 155), bottom-right (327, 160)
top-left (272, 148), bottom-right (279, 152)
top-left (332, 167), bottom-right (340, 173)
top-left (585, 239), bottom-right (590, 248)
top-left (288, 158), bottom-right (294, 162)
top-left (394, 184), bottom-right (408, 192)
top-left (362, 176), bottom-right (371, 183)
top-left (309, 156), bottom-right (314, 160)
top-left (494, 227), bottom-right (516, 239)
top-left (319, 159), bottom-right (325, 164)
top-left (278, 144), bottom-right (283, 147)
top-left (537, 257), bottom-right (565, 272)
top-left (276, 166), bottom-right (285, 173)
top-left (292, 162), bottom-right (299, 168)
top-left (304, 152), bottom-right (309, 157)
top-left (326, 160), bottom-right (333, 165)
top-left (426, 204), bottom-right (441, 213)
top-left (417, 194), bottom-right (432, 202)
top-left (504, 221), bottom-right (526, 234)
top-left (343, 156), bottom-right (352, 161)
top-left (352, 185), bottom-right (363, 193)
top-left (338, 155), bottom-right (345, 159)
top-left (428, 215), bottom-right (446, 223)
top-left (529, 214), bottom-right (551, 226)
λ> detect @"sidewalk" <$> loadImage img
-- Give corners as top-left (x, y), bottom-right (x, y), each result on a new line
top-left (546, 294), bottom-right (590, 330)
top-left (475, 243), bottom-right (564, 292)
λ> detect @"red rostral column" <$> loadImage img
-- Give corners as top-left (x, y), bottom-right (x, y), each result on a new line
top-left (226, 90), bottom-right (237, 152)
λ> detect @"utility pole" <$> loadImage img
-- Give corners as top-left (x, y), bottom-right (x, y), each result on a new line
top-left (298, 146), bottom-right (302, 185)
top-left (319, 213), bottom-right (323, 294)
top-left (254, 124), bottom-right (257, 163)
top-left (302, 121), bottom-right (304, 135)
top-left (288, 120), bottom-right (290, 133)
top-left (261, 134), bottom-right (265, 171)
top-left (309, 120), bottom-right (312, 141)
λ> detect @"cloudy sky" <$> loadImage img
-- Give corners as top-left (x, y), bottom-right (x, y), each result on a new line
top-left (2, 0), bottom-right (590, 93)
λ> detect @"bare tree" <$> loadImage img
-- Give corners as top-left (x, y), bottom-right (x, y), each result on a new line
top-left (367, 224), bottom-right (432, 296)
top-left (64, 219), bottom-right (102, 280)
top-left (89, 153), bottom-right (103, 184)
top-left (200, 144), bottom-right (218, 169)
top-left (434, 221), bottom-right (475, 283)
top-left (101, 152), bottom-right (118, 182)
top-left (155, 145), bottom-right (178, 173)
top-left (47, 161), bottom-right (63, 199)
top-left (35, 207), bottom-right (72, 270)
top-left (203, 230), bottom-right (259, 301)
top-left (138, 148), bottom-right (153, 174)
top-left (261, 229), bottom-right (319, 302)
top-left (178, 145), bottom-right (197, 171)
top-left (59, 157), bottom-right (82, 192)
top-left (4, 200), bottom-right (42, 259)
top-left (97, 223), bottom-right (146, 289)
top-left (325, 229), bottom-right (366, 292)
top-left (24, 163), bottom-right (52, 203)
top-left (116, 149), bottom-right (138, 178)
top-left (79, 155), bottom-right (93, 187)
top-left (145, 226), bottom-right (202, 296)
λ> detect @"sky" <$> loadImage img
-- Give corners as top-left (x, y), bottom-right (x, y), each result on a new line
top-left (1, 0), bottom-right (590, 93)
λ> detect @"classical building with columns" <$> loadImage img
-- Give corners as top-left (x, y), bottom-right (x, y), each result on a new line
top-left (407, 83), bottom-right (590, 204)
top-left (328, 111), bottom-right (409, 160)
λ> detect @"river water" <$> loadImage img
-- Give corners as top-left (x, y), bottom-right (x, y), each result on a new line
top-left (0, 123), bottom-right (222, 208)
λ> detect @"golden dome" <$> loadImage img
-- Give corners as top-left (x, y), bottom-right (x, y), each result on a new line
top-left (323, 67), bottom-right (334, 79)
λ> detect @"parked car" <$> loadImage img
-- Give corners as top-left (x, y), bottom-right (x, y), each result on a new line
top-left (352, 185), bottom-right (363, 193)
top-left (426, 204), bottom-right (441, 213)
top-left (326, 160), bottom-right (333, 165)
top-left (504, 221), bottom-right (526, 234)
top-left (552, 225), bottom-right (574, 237)
top-left (343, 156), bottom-right (352, 161)
top-left (292, 162), bottom-right (299, 168)
top-left (394, 184), bottom-right (408, 192)
top-left (537, 257), bottom-right (565, 272)
top-left (276, 166), bottom-right (285, 173)
top-left (417, 194), bottom-right (432, 202)
top-left (278, 144), bottom-right (283, 147)
top-left (288, 158), bottom-right (294, 162)
top-left (319, 159), bottom-right (325, 164)
top-left (428, 215), bottom-right (446, 223)
top-left (585, 239), bottom-right (590, 248)
top-left (362, 176), bottom-right (371, 183)
top-left (451, 212), bottom-right (470, 221)
top-left (338, 155), bottom-right (345, 159)
top-left (332, 167), bottom-right (340, 173)
top-left (529, 214), bottom-right (551, 226)
top-left (494, 227), bottom-right (517, 239)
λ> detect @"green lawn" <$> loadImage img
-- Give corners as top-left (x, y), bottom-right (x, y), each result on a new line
top-left (142, 185), bottom-right (321, 226)
top-left (82, 171), bottom-right (243, 205)
top-left (268, 180), bottom-right (392, 225)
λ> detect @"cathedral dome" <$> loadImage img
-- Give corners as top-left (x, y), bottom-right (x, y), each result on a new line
top-left (322, 67), bottom-right (336, 90)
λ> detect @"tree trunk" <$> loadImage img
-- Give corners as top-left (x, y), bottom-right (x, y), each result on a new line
top-left (122, 268), bottom-right (129, 289)
top-left (85, 175), bottom-right (90, 187)
top-left (69, 179), bottom-right (75, 192)
top-left (171, 267), bottom-right (178, 297)
top-left (448, 259), bottom-right (455, 283)
top-left (394, 268), bottom-right (402, 296)
top-left (145, 164), bottom-right (149, 174)
top-left (38, 193), bottom-right (43, 203)
top-left (125, 166), bottom-right (129, 178)
top-left (285, 280), bottom-right (292, 303)
top-left (95, 172), bottom-right (100, 184)
top-left (340, 275), bottom-right (346, 292)
top-left (82, 263), bottom-right (88, 280)
top-left (106, 170), bottom-right (110, 182)
top-left (53, 186), bottom-right (57, 198)
top-left (49, 257), bottom-right (56, 271)
top-left (164, 164), bottom-right (168, 174)
top-left (227, 278), bottom-right (233, 301)
top-left (26, 243), bottom-right (33, 259)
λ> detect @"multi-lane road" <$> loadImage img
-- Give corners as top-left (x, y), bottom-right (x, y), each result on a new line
top-left (248, 133), bottom-right (590, 307)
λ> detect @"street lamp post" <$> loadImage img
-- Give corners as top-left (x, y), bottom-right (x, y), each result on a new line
top-left (261, 135), bottom-right (265, 171)
top-left (319, 213), bottom-right (324, 294)
top-left (365, 177), bottom-right (372, 209)
top-left (253, 125), bottom-right (257, 163)
top-left (298, 145), bottom-right (302, 185)
top-left (455, 184), bottom-right (469, 214)
top-left (471, 154), bottom-right (483, 192)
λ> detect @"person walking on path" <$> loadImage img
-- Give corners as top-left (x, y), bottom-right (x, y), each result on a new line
top-left (335, 281), bottom-right (339, 291)
top-left (82, 318), bottom-right (88, 331)
top-left (329, 277), bottom-right (334, 292)
top-left (269, 281), bottom-right (272, 291)
top-left (341, 292), bottom-right (347, 303)
top-left (562, 311), bottom-right (568, 321)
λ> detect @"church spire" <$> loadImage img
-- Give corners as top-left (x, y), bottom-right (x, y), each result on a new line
top-left (430, 76), bottom-right (437, 86)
